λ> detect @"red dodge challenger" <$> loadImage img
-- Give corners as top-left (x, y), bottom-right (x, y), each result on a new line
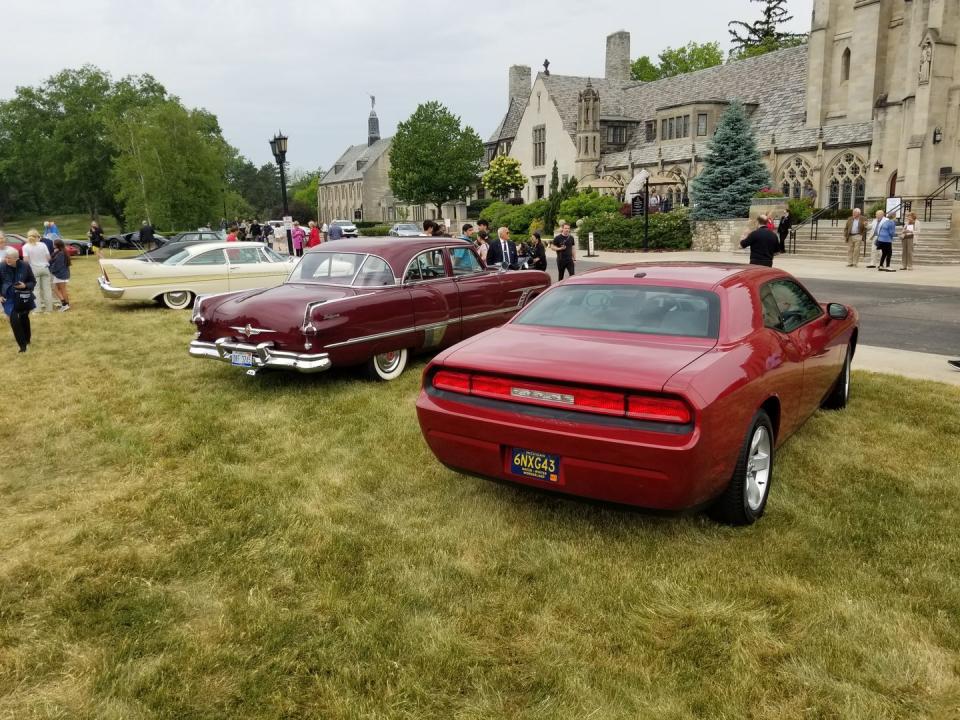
top-left (416, 262), bottom-right (859, 525)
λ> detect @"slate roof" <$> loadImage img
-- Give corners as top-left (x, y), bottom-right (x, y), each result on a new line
top-left (319, 137), bottom-right (392, 185)
top-left (486, 96), bottom-right (526, 145)
top-left (535, 45), bottom-right (874, 169)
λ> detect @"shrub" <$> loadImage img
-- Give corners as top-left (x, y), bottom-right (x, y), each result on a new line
top-left (482, 199), bottom-right (548, 235)
top-left (359, 225), bottom-right (391, 236)
top-left (578, 209), bottom-right (693, 251)
top-left (467, 197), bottom-right (496, 217)
top-left (754, 188), bottom-right (785, 198)
top-left (867, 200), bottom-right (886, 218)
top-left (354, 220), bottom-right (381, 229)
top-left (787, 197), bottom-right (814, 223)
top-left (559, 191), bottom-right (621, 224)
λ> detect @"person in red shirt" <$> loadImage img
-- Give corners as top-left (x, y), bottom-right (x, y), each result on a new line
top-left (226, 225), bottom-right (238, 242)
top-left (307, 221), bottom-right (322, 248)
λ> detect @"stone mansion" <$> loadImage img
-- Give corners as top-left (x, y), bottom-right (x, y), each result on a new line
top-left (487, 0), bottom-right (959, 212)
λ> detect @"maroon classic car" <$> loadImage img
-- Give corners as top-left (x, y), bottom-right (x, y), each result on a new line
top-left (417, 263), bottom-right (859, 525)
top-left (189, 238), bottom-right (551, 379)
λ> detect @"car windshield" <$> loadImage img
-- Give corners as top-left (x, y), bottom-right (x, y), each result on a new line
top-left (288, 252), bottom-right (393, 286)
top-left (163, 249), bottom-right (192, 265)
top-left (513, 284), bottom-right (721, 339)
top-left (397, 224), bottom-right (420, 232)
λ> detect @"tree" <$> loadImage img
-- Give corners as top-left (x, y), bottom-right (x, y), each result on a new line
top-left (631, 42), bottom-right (724, 82)
top-left (542, 175), bottom-right (580, 236)
top-left (729, 0), bottom-right (807, 59)
top-left (482, 155), bottom-right (526, 200)
top-left (549, 160), bottom-right (559, 196)
top-left (690, 101), bottom-right (769, 220)
top-left (389, 101), bottom-right (483, 216)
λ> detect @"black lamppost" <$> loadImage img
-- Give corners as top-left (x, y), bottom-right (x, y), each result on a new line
top-left (269, 131), bottom-right (293, 255)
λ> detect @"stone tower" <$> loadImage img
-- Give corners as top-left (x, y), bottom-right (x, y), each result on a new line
top-left (806, 0), bottom-right (960, 196)
top-left (368, 95), bottom-right (380, 147)
top-left (575, 79), bottom-right (601, 181)
top-left (605, 31), bottom-right (631, 87)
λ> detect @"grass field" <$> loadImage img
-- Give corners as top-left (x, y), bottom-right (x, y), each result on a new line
top-left (1, 257), bottom-right (959, 719)
top-left (1, 214), bottom-right (120, 239)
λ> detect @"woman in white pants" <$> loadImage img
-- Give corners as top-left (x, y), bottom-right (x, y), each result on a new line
top-left (22, 229), bottom-right (54, 312)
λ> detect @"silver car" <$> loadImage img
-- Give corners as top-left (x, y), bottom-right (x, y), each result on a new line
top-left (331, 220), bottom-right (358, 237)
top-left (389, 223), bottom-right (424, 237)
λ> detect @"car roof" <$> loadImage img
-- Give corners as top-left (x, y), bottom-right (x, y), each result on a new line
top-left (305, 237), bottom-right (466, 267)
top-left (178, 241), bottom-right (270, 254)
top-left (572, 262), bottom-right (788, 290)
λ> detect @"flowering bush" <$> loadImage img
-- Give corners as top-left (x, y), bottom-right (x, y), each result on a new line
top-left (754, 188), bottom-right (786, 198)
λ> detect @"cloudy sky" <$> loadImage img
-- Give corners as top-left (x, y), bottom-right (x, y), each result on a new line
top-left (1, 0), bottom-right (812, 173)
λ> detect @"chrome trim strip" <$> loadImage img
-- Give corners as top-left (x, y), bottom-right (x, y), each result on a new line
top-left (324, 325), bottom-right (420, 349)
top-left (301, 292), bottom-right (377, 328)
top-left (189, 339), bottom-right (332, 374)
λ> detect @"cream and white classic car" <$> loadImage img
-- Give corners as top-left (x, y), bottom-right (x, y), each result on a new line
top-left (98, 242), bottom-right (296, 309)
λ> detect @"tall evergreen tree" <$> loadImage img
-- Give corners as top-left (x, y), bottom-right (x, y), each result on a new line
top-left (549, 160), bottom-right (559, 196)
top-left (729, 0), bottom-right (806, 59)
top-left (691, 101), bottom-right (769, 220)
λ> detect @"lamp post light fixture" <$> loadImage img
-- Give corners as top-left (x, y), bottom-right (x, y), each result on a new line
top-left (933, 127), bottom-right (944, 144)
top-left (873, 160), bottom-right (884, 172)
top-left (269, 131), bottom-right (293, 255)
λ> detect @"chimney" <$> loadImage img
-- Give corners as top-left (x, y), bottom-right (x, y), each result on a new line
top-left (509, 65), bottom-right (532, 105)
top-left (367, 95), bottom-right (380, 147)
top-left (605, 31), bottom-right (631, 87)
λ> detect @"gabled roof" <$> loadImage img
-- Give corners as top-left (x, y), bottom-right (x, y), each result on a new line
top-left (486, 96), bottom-right (526, 145)
top-left (319, 138), bottom-right (392, 185)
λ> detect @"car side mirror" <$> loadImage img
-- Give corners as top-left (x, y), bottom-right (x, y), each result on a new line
top-left (827, 303), bottom-right (848, 320)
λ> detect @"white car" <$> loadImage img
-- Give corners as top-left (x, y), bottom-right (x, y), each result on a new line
top-left (98, 242), bottom-right (296, 309)
top-left (331, 220), bottom-right (359, 237)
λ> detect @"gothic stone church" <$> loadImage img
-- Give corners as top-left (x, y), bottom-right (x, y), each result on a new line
top-left (488, 0), bottom-right (958, 213)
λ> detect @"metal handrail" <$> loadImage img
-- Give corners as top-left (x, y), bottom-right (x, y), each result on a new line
top-left (787, 201), bottom-right (840, 254)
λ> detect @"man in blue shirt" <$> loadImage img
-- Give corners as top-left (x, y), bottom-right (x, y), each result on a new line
top-left (875, 212), bottom-right (897, 272)
top-left (328, 222), bottom-right (343, 241)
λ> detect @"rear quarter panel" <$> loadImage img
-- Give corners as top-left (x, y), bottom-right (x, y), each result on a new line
top-left (318, 288), bottom-right (418, 366)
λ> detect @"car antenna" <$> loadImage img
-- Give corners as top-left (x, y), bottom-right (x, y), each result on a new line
top-left (634, 271), bottom-right (647, 278)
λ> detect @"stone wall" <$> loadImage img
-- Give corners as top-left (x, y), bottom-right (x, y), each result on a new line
top-left (691, 219), bottom-right (748, 252)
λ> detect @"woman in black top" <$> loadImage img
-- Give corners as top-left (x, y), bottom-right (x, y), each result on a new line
top-left (50, 239), bottom-right (72, 311)
top-left (88, 221), bottom-right (105, 253)
top-left (528, 231), bottom-right (548, 271)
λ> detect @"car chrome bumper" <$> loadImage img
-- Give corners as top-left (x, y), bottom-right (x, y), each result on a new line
top-left (189, 338), bottom-right (332, 373)
top-left (98, 276), bottom-right (125, 299)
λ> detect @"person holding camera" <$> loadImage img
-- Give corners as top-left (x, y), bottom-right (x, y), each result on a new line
top-left (1, 246), bottom-right (37, 352)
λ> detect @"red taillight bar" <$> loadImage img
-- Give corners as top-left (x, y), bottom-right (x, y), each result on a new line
top-left (431, 369), bottom-right (692, 425)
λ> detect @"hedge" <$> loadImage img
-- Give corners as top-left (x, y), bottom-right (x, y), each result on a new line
top-left (358, 225), bottom-right (392, 236)
top-left (577, 210), bottom-right (693, 251)
top-left (467, 197), bottom-right (496, 217)
top-left (354, 221), bottom-right (381, 229)
top-left (480, 199), bottom-right (549, 235)
top-left (558, 191), bottom-right (621, 224)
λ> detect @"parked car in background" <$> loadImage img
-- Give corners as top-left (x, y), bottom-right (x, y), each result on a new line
top-left (104, 231), bottom-right (168, 250)
top-left (3, 233), bottom-right (26, 258)
top-left (62, 238), bottom-right (94, 256)
top-left (188, 237), bottom-right (550, 379)
top-left (416, 263), bottom-right (859, 526)
top-left (330, 220), bottom-right (358, 237)
top-left (163, 230), bottom-right (226, 246)
top-left (98, 242), bottom-right (296, 309)
top-left (389, 223), bottom-right (424, 238)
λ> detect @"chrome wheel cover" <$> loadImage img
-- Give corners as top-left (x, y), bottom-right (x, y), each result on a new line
top-left (745, 426), bottom-right (772, 512)
top-left (165, 291), bottom-right (190, 309)
top-left (374, 351), bottom-right (402, 374)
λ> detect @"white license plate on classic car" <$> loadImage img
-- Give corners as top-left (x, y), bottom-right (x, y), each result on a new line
top-left (230, 351), bottom-right (254, 367)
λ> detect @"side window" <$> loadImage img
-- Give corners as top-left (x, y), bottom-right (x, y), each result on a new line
top-left (404, 249), bottom-right (447, 283)
top-left (449, 246), bottom-right (483, 276)
top-left (180, 233), bottom-right (199, 243)
top-left (765, 279), bottom-right (822, 332)
top-left (225, 247), bottom-right (263, 264)
top-left (354, 256), bottom-right (395, 287)
top-left (185, 250), bottom-right (227, 266)
top-left (759, 286), bottom-right (784, 330)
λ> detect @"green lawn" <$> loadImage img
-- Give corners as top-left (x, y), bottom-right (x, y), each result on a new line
top-left (1, 258), bottom-right (959, 719)
top-left (1, 213), bottom-right (120, 239)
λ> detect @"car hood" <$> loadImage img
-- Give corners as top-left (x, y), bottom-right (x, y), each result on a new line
top-left (441, 325), bottom-right (717, 392)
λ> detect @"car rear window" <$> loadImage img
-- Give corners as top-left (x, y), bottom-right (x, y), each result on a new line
top-left (289, 252), bottom-right (367, 285)
top-left (513, 284), bottom-right (720, 339)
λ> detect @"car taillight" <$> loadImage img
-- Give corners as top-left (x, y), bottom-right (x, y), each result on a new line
top-left (433, 370), bottom-right (471, 393)
top-left (430, 369), bottom-right (691, 425)
top-left (627, 395), bottom-right (692, 424)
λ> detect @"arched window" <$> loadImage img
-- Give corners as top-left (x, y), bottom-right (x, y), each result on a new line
top-left (841, 48), bottom-right (851, 82)
top-left (826, 152), bottom-right (867, 209)
top-left (778, 156), bottom-right (813, 200)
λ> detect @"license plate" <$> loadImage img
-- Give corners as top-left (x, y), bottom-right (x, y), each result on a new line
top-left (509, 448), bottom-right (560, 483)
top-left (230, 351), bottom-right (254, 367)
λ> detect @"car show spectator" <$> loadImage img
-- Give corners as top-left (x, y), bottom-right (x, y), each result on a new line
top-left (291, 221), bottom-right (306, 256)
top-left (843, 208), bottom-right (867, 267)
top-left (487, 227), bottom-right (519, 269)
top-left (49, 239), bottom-right (72, 311)
top-left (739, 216), bottom-right (780, 267)
top-left (328, 222), bottom-right (343, 241)
top-left (476, 231), bottom-right (490, 265)
top-left (22, 230), bottom-right (54, 312)
top-left (422, 219), bottom-right (447, 237)
top-left (226, 225), bottom-right (238, 242)
top-left (140, 220), bottom-right (156, 249)
top-left (1, 246), bottom-right (36, 352)
top-left (459, 223), bottom-right (475, 244)
top-left (307, 221), bottom-right (322, 248)
top-left (867, 210), bottom-right (885, 268)
top-left (550, 222), bottom-right (577, 279)
top-left (876, 211), bottom-right (897, 271)
top-left (777, 210), bottom-right (792, 254)
top-left (901, 211), bottom-right (917, 270)
top-left (88, 221), bottom-right (105, 254)
top-left (528, 231), bottom-right (548, 271)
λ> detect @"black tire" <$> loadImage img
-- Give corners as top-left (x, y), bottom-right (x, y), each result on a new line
top-left (109, 239), bottom-right (120, 250)
top-left (821, 345), bottom-right (852, 410)
top-left (709, 410), bottom-right (774, 526)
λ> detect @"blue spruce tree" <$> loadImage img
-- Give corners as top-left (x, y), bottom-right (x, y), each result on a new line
top-left (691, 101), bottom-right (769, 220)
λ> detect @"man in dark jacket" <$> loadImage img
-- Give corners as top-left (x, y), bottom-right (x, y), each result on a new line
top-left (140, 221), bottom-right (156, 249)
top-left (740, 216), bottom-right (781, 267)
top-left (1, 247), bottom-right (36, 352)
top-left (777, 210), bottom-right (792, 254)
top-left (486, 227), bottom-right (519, 269)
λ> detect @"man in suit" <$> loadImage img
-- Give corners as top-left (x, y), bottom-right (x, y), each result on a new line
top-left (486, 227), bottom-right (519, 269)
top-left (843, 208), bottom-right (867, 267)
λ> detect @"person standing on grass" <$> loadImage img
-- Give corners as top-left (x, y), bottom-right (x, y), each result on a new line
top-left (250, 218), bottom-right (262, 242)
top-left (1, 246), bottom-right (36, 352)
top-left (140, 220), bottom-right (155, 249)
top-left (88, 221), bottom-right (105, 255)
top-left (226, 224), bottom-right (238, 242)
top-left (739, 216), bottom-right (780, 267)
top-left (901, 211), bottom-right (917, 270)
top-left (49, 239), bottom-right (71, 311)
top-left (551, 222), bottom-right (576, 279)
top-left (876, 212), bottom-right (897, 272)
top-left (843, 208), bottom-right (867, 267)
top-left (22, 230), bottom-right (54, 312)
top-left (291, 221), bottom-right (306, 256)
